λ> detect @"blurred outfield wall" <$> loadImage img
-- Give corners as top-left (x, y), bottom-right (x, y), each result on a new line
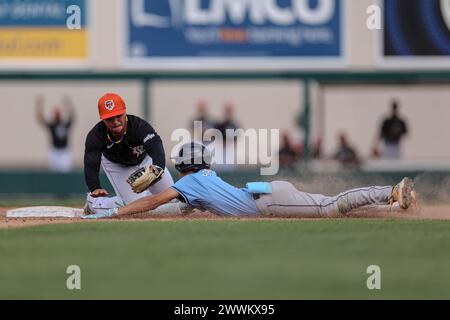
top-left (2, 79), bottom-right (450, 170)
top-left (1, 0), bottom-right (450, 171)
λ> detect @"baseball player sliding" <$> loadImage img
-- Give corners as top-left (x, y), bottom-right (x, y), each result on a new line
top-left (83, 142), bottom-right (416, 219)
top-left (83, 93), bottom-right (175, 214)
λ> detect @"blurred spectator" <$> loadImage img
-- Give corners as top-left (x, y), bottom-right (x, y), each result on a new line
top-left (371, 145), bottom-right (381, 159)
top-left (214, 103), bottom-right (241, 170)
top-left (189, 99), bottom-right (215, 142)
top-left (333, 132), bottom-right (360, 169)
top-left (215, 102), bottom-right (240, 142)
top-left (35, 95), bottom-right (75, 172)
top-left (376, 100), bottom-right (408, 159)
top-left (311, 136), bottom-right (323, 159)
top-left (279, 132), bottom-right (302, 169)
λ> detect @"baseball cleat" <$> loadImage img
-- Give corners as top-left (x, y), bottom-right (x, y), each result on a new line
top-left (389, 177), bottom-right (416, 210)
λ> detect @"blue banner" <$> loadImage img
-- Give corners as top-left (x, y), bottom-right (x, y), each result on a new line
top-left (0, 0), bottom-right (88, 60)
top-left (125, 0), bottom-right (343, 68)
top-left (384, 0), bottom-right (450, 56)
top-left (0, 0), bottom-right (86, 27)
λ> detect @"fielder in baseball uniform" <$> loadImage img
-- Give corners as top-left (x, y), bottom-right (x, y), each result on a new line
top-left (83, 93), bottom-right (174, 213)
top-left (83, 142), bottom-right (416, 219)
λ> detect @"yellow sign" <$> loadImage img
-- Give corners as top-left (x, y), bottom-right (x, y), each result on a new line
top-left (0, 28), bottom-right (87, 59)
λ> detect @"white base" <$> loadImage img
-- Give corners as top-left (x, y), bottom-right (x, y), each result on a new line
top-left (6, 206), bottom-right (83, 218)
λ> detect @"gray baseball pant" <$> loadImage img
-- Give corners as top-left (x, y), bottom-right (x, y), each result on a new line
top-left (254, 181), bottom-right (393, 217)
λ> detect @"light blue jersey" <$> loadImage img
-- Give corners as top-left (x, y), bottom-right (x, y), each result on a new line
top-left (171, 169), bottom-right (260, 216)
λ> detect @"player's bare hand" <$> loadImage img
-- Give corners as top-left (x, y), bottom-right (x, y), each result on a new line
top-left (90, 189), bottom-right (109, 197)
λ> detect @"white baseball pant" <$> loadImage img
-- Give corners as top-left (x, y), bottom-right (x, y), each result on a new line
top-left (254, 181), bottom-right (393, 217)
top-left (86, 155), bottom-right (175, 211)
top-left (101, 155), bottom-right (174, 202)
top-left (48, 147), bottom-right (73, 172)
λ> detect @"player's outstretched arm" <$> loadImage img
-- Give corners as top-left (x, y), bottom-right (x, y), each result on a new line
top-left (82, 188), bottom-right (180, 219)
top-left (118, 188), bottom-right (179, 216)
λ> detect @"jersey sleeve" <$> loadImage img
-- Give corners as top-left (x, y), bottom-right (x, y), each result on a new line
top-left (84, 129), bottom-right (104, 192)
top-left (136, 120), bottom-right (166, 169)
top-left (170, 176), bottom-right (197, 205)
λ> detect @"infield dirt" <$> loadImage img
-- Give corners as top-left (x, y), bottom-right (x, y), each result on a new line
top-left (2, 205), bottom-right (450, 229)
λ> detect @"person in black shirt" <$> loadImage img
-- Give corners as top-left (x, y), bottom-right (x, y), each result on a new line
top-left (83, 93), bottom-right (174, 213)
top-left (376, 100), bottom-right (408, 159)
top-left (35, 95), bottom-right (75, 172)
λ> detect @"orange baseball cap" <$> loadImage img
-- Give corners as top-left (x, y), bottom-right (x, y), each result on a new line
top-left (98, 93), bottom-right (126, 120)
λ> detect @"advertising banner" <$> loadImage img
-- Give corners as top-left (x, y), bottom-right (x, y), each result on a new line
top-left (124, 0), bottom-right (345, 70)
top-left (0, 0), bottom-right (88, 61)
top-left (381, 0), bottom-right (450, 68)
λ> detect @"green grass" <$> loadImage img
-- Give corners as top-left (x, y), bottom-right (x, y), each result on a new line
top-left (1, 219), bottom-right (450, 299)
